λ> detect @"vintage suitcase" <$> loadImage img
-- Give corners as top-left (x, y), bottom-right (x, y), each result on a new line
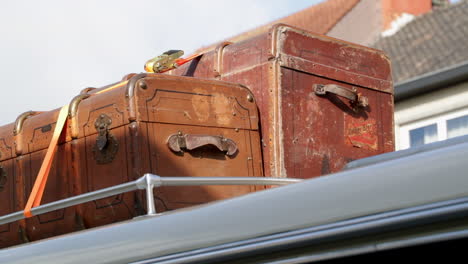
top-left (0, 123), bottom-right (27, 247)
top-left (169, 23), bottom-right (394, 178)
top-left (0, 74), bottom-right (263, 248)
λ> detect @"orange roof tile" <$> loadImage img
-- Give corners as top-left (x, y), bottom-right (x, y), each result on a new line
top-left (196, 0), bottom-right (360, 53)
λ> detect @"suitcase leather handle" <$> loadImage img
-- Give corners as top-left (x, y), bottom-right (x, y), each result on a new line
top-left (314, 84), bottom-right (369, 108)
top-left (168, 133), bottom-right (238, 156)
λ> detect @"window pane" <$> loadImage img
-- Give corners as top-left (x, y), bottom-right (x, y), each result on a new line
top-left (409, 124), bottom-right (438, 147)
top-left (447, 115), bottom-right (468, 139)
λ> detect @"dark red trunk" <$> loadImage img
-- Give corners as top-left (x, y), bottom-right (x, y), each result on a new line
top-left (169, 24), bottom-right (394, 178)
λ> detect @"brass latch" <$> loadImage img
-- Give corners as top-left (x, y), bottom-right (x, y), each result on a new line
top-left (95, 114), bottom-right (112, 151)
top-left (93, 114), bottom-right (119, 164)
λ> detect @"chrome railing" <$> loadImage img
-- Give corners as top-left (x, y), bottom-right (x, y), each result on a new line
top-left (0, 174), bottom-right (301, 225)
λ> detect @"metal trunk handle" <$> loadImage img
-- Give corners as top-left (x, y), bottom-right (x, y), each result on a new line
top-left (69, 93), bottom-right (91, 139)
top-left (13, 111), bottom-right (42, 136)
top-left (314, 84), bottom-right (369, 108)
top-left (213, 42), bottom-right (232, 78)
top-left (14, 111), bottom-right (43, 155)
top-left (167, 132), bottom-right (238, 156)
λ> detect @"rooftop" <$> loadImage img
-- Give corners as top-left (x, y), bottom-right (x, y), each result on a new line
top-left (373, 1), bottom-right (468, 83)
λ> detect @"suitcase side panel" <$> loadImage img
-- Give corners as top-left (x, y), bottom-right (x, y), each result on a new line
top-left (249, 130), bottom-right (264, 179)
top-left (220, 34), bottom-right (273, 75)
top-left (82, 125), bottom-right (136, 227)
top-left (281, 68), bottom-right (394, 178)
top-left (127, 122), bottom-right (151, 180)
top-left (0, 159), bottom-right (22, 247)
top-left (170, 53), bottom-right (217, 79)
top-left (221, 63), bottom-right (280, 177)
top-left (0, 124), bottom-right (16, 247)
top-left (126, 121), bottom-right (149, 215)
top-left (138, 77), bottom-right (263, 210)
top-left (69, 138), bottom-right (87, 226)
top-left (136, 76), bottom-right (258, 130)
top-left (169, 34), bottom-right (271, 79)
top-left (24, 144), bottom-right (77, 241)
top-left (74, 88), bottom-right (141, 226)
top-left (0, 124), bottom-right (15, 162)
top-left (14, 155), bottom-right (27, 240)
top-left (149, 123), bottom-right (259, 210)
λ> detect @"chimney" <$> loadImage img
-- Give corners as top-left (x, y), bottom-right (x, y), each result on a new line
top-left (382, 0), bottom-right (433, 30)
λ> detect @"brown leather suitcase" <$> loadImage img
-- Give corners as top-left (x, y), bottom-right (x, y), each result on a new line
top-left (169, 24), bottom-right (394, 178)
top-left (0, 74), bottom-right (262, 248)
top-left (0, 123), bottom-right (27, 247)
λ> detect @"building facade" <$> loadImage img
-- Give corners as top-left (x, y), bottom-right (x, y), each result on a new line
top-left (374, 1), bottom-right (468, 149)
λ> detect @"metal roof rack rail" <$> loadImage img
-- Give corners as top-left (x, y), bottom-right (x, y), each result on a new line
top-left (0, 174), bottom-right (301, 226)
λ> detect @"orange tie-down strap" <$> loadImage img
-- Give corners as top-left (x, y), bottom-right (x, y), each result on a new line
top-left (24, 104), bottom-right (70, 218)
top-left (174, 53), bottom-right (201, 67)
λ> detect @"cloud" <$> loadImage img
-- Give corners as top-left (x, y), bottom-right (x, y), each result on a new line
top-left (0, 0), bottom-right (320, 125)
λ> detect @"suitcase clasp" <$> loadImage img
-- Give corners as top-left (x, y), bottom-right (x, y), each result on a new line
top-left (93, 114), bottom-right (119, 164)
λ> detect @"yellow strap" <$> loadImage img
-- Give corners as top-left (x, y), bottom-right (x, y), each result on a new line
top-left (95, 81), bottom-right (128, 95)
top-left (24, 105), bottom-right (70, 218)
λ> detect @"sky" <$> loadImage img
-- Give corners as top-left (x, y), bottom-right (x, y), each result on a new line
top-left (0, 0), bottom-right (324, 125)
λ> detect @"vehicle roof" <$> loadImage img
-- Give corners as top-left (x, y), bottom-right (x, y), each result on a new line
top-left (2, 140), bottom-right (468, 263)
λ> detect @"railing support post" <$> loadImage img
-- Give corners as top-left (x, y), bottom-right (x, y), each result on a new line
top-left (146, 174), bottom-right (157, 215)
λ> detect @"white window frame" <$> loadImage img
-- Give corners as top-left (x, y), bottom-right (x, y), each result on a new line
top-left (399, 108), bottom-right (468, 149)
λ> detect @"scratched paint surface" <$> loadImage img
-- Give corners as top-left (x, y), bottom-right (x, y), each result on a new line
top-left (282, 68), bottom-right (394, 179)
top-left (192, 88), bottom-right (211, 122)
top-left (345, 116), bottom-right (378, 150)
